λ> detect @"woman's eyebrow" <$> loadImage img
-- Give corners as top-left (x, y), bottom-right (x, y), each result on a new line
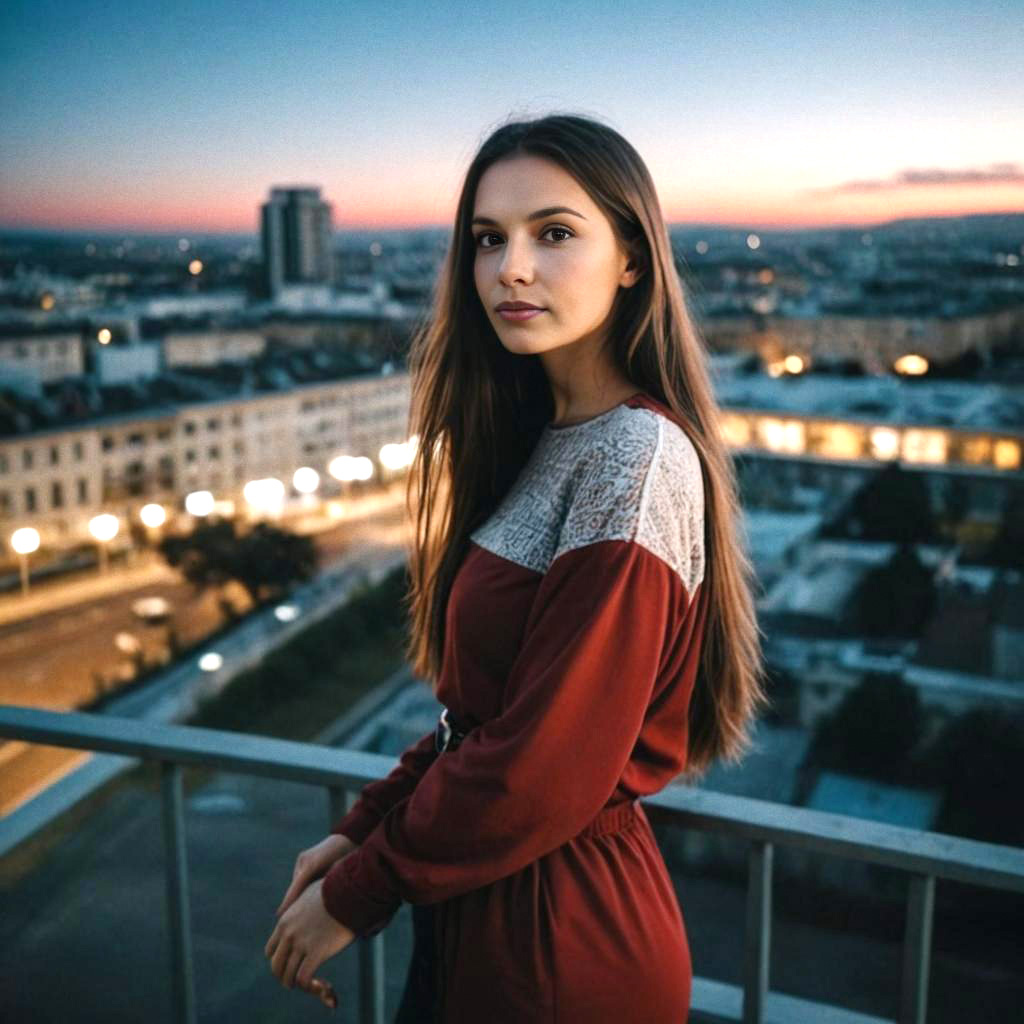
top-left (470, 206), bottom-right (588, 227)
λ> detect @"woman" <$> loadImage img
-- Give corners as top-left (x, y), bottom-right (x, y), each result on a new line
top-left (265, 111), bottom-right (768, 1022)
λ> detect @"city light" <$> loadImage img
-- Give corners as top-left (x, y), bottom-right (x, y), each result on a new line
top-left (185, 490), bottom-right (215, 517)
top-left (869, 427), bottom-right (901, 461)
top-left (97, 328), bottom-right (112, 344)
top-left (379, 441), bottom-right (414, 470)
top-left (188, 259), bottom-right (203, 275)
top-left (139, 503), bottom-right (166, 528)
top-left (293, 467), bottom-right (320, 493)
top-left (894, 353), bottom-right (929, 376)
top-left (198, 651), bottom-right (223, 672)
top-left (10, 527), bottom-right (40, 555)
top-left (328, 454), bottom-right (374, 482)
top-left (243, 477), bottom-right (286, 510)
top-left (89, 514), bottom-right (119, 542)
top-left (89, 513), bottom-right (119, 575)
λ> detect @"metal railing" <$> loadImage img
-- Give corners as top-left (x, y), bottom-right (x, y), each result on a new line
top-left (2, 704), bottom-right (1023, 1024)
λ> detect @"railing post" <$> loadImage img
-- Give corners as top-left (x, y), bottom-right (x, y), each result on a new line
top-left (742, 839), bottom-right (773, 1024)
top-left (160, 761), bottom-right (196, 1024)
top-left (329, 784), bottom-right (385, 1024)
top-left (900, 872), bottom-right (935, 1024)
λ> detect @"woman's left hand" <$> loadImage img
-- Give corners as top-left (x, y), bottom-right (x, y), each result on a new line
top-left (265, 877), bottom-right (356, 1007)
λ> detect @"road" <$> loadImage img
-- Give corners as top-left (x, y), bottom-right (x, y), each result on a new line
top-left (0, 486), bottom-right (413, 816)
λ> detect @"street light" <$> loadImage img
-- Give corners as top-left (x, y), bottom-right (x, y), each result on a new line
top-left (185, 490), bottom-right (215, 518)
top-left (10, 527), bottom-right (40, 596)
top-left (243, 477), bottom-right (285, 520)
top-left (89, 513), bottom-right (119, 574)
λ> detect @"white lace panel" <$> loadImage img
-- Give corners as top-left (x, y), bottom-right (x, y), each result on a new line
top-left (470, 405), bottom-right (706, 597)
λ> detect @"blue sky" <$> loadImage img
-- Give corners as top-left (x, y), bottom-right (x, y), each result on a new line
top-left (1, 0), bottom-right (1021, 231)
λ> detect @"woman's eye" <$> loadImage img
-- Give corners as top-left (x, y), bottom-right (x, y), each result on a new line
top-left (473, 226), bottom-right (573, 248)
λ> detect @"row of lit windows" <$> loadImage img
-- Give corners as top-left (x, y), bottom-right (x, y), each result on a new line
top-left (720, 412), bottom-right (1022, 471)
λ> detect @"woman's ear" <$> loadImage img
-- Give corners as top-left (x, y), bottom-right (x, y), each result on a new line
top-left (620, 255), bottom-right (644, 288)
top-left (619, 240), bottom-right (646, 288)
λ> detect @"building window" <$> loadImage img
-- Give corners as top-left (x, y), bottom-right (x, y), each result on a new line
top-left (77, 478), bottom-right (88, 503)
top-left (0, 453), bottom-right (7, 473)
top-left (73, 440), bottom-right (84, 461)
top-left (25, 486), bottom-right (36, 512)
top-left (101, 435), bottom-right (114, 452)
top-left (185, 449), bottom-right (196, 463)
top-left (184, 421), bottom-right (196, 435)
top-left (128, 432), bottom-right (145, 448)
top-left (51, 481), bottom-right (63, 508)
top-left (22, 449), bottom-right (33, 470)
top-left (50, 445), bottom-right (60, 465)
top-left (156, 426), bottom-right (171, 441)
top-left (206, 417), bottom-right (220, 431)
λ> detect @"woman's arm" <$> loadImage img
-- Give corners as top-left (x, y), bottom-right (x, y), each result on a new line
top-left (328, 728), bottom-right (440, 845)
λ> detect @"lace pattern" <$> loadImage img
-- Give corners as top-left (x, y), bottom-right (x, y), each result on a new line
top-left (470, 405), bottom-right (706, 597)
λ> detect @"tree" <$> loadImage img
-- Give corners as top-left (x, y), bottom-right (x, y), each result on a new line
top-left (915, 707), bottom-right (1024, 846)
top-left (847, 462), bottom-right (936, 543)
top-left (806, 671), bottom-right (925, 781)
top-left (850, 542), bottom-right (937, 637)
top-left (986, 482), bottom-right (1024, 571)
top-left (158, 518), bottom-right (318, 606)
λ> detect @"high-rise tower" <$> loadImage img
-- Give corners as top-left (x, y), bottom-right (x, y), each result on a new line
top-left (259, 186), bottom-right (334, 300)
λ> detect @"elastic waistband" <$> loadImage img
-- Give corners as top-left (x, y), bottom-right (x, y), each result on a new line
top-left (577, 797), bottom-right (643, 839)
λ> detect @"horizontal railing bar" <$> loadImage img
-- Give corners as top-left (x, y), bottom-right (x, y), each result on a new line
top-left (643, 785), bottom-right (1024, 894)
top-left (0, 704), bottom-right (393, 789)
top-left (3, 704), bottom-right (1024, 894)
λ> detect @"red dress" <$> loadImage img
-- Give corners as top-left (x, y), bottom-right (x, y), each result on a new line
top-left (322, 392), bottom-right (708, 1023)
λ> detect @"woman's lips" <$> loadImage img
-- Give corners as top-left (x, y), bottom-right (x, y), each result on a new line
top-left (498, 308), bottom-right (545, 321)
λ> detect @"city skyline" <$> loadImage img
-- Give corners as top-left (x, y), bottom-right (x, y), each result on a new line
top-left (2, 0), bottom-right (1023, 233)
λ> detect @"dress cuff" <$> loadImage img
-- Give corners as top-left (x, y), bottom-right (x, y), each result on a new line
top-left (321, 850), bottom-right (399, 938)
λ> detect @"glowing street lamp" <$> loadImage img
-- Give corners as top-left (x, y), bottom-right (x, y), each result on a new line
top-left (243, 477), bottom-right (285, 520)
top-left (10, 527), bottom-right (40, 596)
top-left (140, 503), bottom-right (166, 529)
top-left (185, 490), bottom-right (215, 517)
top-left (89, 513), bottom-right (119, 574)
top-left (293, 467), bottom-right (320, 494)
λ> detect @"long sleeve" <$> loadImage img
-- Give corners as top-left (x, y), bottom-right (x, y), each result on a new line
top-left (322, 537), bottom-right (693, 936)
top-left (329, 729), bottom-right (439, 845)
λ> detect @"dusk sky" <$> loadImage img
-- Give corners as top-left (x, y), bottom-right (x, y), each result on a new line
top-left (1, 0), bottom-right (1022, 234)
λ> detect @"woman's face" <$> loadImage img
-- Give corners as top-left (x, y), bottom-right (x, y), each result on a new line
top-left (471, 154), bottom-right (639, 357)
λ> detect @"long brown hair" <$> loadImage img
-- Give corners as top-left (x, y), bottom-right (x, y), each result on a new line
top-left (400, 111), bottom-right (769, 780)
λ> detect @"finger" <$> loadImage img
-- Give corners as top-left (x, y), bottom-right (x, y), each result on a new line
top-left (270, 937), bottom-right (292, 983)
top-left (284, 947), bottom-right (306, 990)
top-left (308, 978), bottom-right (338, 1010)
top-left (264, 926), bottom-right (280, 960)
top-left (277, 870), bottom-right (311, 915)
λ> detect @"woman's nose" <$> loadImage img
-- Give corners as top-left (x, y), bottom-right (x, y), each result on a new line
top-left (497, 238), bottom-right (534, 286)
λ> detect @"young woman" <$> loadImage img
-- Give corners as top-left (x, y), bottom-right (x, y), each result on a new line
top-left (266, 112), bottom-right (768, 1022)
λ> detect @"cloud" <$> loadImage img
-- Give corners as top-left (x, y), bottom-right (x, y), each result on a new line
top-left (806, 162), bottom-right (1024, 196)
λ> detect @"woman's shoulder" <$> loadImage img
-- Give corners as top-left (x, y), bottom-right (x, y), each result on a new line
top-left (555, 401), bottom-right (705, 593)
